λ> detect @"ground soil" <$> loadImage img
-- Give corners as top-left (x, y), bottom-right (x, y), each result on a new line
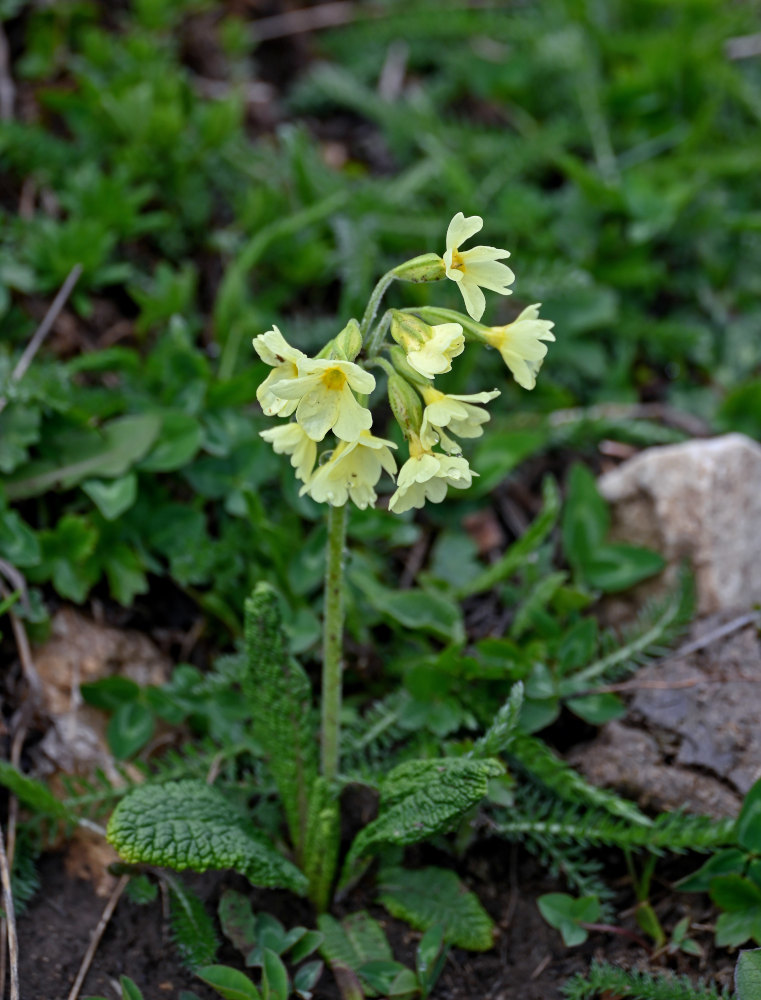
top-left (16, 844), bottom-right (736, 1000)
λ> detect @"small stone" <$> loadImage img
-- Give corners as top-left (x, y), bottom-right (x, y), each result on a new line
top-left (598, 433), bottom-right (761, 613)
top-left (567, 613), bottom-right (761, 818)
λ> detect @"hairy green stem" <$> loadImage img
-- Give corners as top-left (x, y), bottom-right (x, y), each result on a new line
top-left (365, 308), bottom-right (392, 358)
top-left (407, 305), bottom-right (489, 339)
top-left (321, 502), bottom-right (348, 781)
top-left (360, 271), bottom-right (396, 342)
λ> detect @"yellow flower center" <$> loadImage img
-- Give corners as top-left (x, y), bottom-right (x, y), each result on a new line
top-left (322, 367), bottom-right (347, 391)
top-left (449, 249), bottom-right (466, 272)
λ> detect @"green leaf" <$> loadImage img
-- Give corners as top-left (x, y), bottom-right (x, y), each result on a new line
top-left (80, 676), bottom-right (140, 711)
top-left (169, 880), bottom-right (219, 971)
top-left (302, 776), bottom-right (340, 913)
top-left (293, 960), bottom-right (323, 998)
top-left (318, 911), bottom-right (391, 999)
top-left (358, 961), bottom-right (410, 997)
top-left (580, 544), bottom-right (665, 593)
top-left (33, 514), bottom-right (99, 602)
top-left (711, 875), bottom-right (761, 912)
top-left (5, 414), bottom-right (160, 499)
top-left (262, 949), bottom-right (290, 1000)
top-left (716, 911), bottom-right (761, 950)
top-left (456, 475), bottom-right (560, 599)
top-left (738, 779), bottom-right (761, 852)
top-left (0, 509), bottom-right (40, 566)
top-left (470, 683), bottom-right (523, 758)
top-left (120, 977), bottom-right (144, 1000)
top-left (736, 948), bottom-right (761, 1000)
top-left (378, 866), bottom-right (494, 951)
top-left (243, 584), bottom-right (319, 863)
top-left (416, 925), bottom-right (448, 998)
top-left (139, 412), bottom-right (202, 472)
top-left (537, 893), bottom-right (601, 947)
top-left (718, 381), bottom-right (761, 440)
top-left (562, 463), bottom-right (609, 568)
top-left (0, 404), bottom-right (41, 474)
top-left (677, 849), bottom-right (747, 893)
top-left (197, 965), bottom-right (262, 1000)
top-left (343, 757), bottom-right (503, 880)
top-left (566, 692), bottom-right (625, 725)
top-left (82, 474), bottom-right (138, 520)
top-left (107, 780), bottom-right (308, 894)
top-left (218, 889), bottom-right (257, 955)
top-left (107, 702), bottom-right (155, 760)
top-left (0, 761), bottom-right (71, 821)
top-left (290, 931), bottom-right (323, 964)
top-left (351, 570), bottom-right (464, 643)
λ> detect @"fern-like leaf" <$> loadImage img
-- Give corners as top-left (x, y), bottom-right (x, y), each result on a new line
top-left (560, 569), bottom-right (694, 694)
top-left (107, 779), bottom-right (308, 894)
top-left (509, 732), bottom-right (650, 825)
top-left (377, 865), bottom-right (494, 951)
top-left (166, 877), bottom-right (219, 971)
top-left (470, 682), bottom-right (523, 759)
top-left (341, 690), bottom-right (416, 782)
top-left (494, 791), bottom-right (735, 855)
top-left (563, 960), bottom-right (730, 1000)
top-left (0, 761), bottom-right (72, 823)
top-left (342, 757), bottom-right (503, 882)
top-left (10, 833), bottom-right (40, 916)
top-left (244, 583), bottom-right (318, 861)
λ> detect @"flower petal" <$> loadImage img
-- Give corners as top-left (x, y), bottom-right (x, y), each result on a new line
top-left (446, 212), bottom-right (483, 251)
top-left (457, 278), bottom-right (486, 321)
top-left (463, 258), bottom-right (516, 293)
top-left (460, 245), bottom-right (511, 263)
top-left (332, 387), bottom-right (373, 442)
top-left (296, 389), bottom-right (339, 441)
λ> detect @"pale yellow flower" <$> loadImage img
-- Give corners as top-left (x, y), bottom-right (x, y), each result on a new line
top-left (405, 323), bottom-right (465, 379)
top-left (388, 438), bottom-right (474, 514)
top-left (302, 431), bottom-right (397, 510)
top-left (420, 387), bottom-right (500, 454)
top-left (482, 304), bottom-right (555, 390)
top-left (273, 358), bottom-right (375, 442)
top-left (260, 423), bottom-right (317, 484)
top-left (442, 213), bottom-right (514, 322)
top-left (253, 326), bottom-right (307, 417)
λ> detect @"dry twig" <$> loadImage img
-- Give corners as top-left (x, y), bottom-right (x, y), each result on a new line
top-left (248, 0), bottom-right (357, 41)
top-left (0, 263), bottom-right (83, 415)
top-left (66, 875), bottom-right (130, 1000)
top-left (0, 825), bottom-right (19, 1000)
top-left (0, 23), bottom-right (15, 122)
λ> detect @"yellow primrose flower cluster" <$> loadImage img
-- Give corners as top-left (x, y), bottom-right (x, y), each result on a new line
top-left (254, 212), bottom-right (555, 514)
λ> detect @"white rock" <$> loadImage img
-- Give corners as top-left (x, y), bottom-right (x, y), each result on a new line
top-left (597, 433), bottom-right (761, 613)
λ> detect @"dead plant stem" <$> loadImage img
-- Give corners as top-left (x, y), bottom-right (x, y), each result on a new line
top-left (0, 264), bottom-right (83, 415)
top-left (66, 875), bottom-right (129, 1000)
top-left (0, 825), bottom-right (19, 1000)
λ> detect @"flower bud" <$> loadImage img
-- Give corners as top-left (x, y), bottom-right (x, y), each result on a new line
top-left (388, 345), bottom-right (431, 388)
top-left (387, 373), bottom-right (423, 440)
top-left (392, 253), bottom-right (447, 284)
top-left (333, 318), bottom-right (362, 361)
top-left (390, 311), bottom-right (429, 351)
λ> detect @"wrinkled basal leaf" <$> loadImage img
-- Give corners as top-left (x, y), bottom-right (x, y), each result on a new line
top-left (342, 757), bottom-right (503, 881)
top-left (107, 780), bottom-right (307, 894)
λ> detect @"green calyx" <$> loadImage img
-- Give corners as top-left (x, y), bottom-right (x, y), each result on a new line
top-left (387, 373), bottom-right (424, 439)
top-left (392, 252), bottom-right (446, 284)
top-left (388, 345), bottom-right (432, 388)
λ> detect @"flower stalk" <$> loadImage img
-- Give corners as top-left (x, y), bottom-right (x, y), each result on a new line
top-left (321, 501), bottom-right (348, 781)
